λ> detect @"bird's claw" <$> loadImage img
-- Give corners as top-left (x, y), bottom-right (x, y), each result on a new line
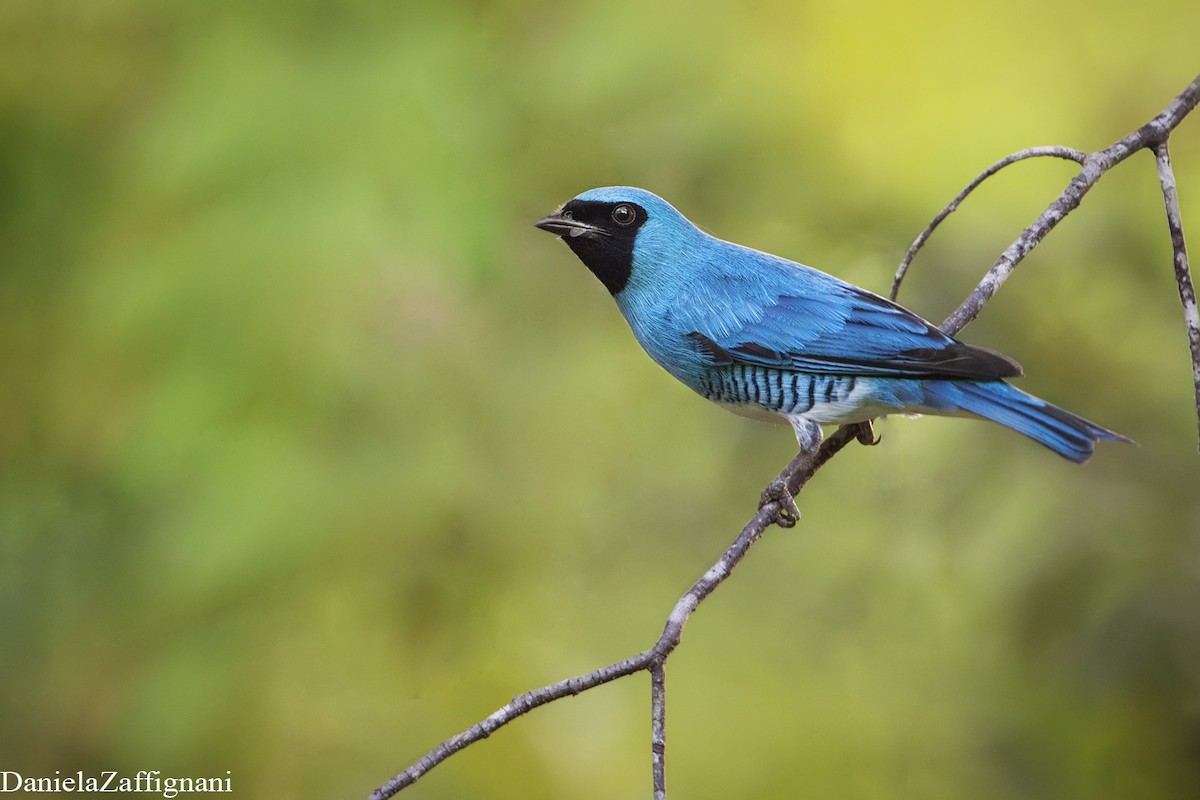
top-left (854, 421), bottom-right (881, 447)
top-left (759, 479), bottom-right (800, 528)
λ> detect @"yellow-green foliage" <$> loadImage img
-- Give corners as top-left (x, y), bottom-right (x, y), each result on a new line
top-left (2, 2), bottom-right (1199, 798)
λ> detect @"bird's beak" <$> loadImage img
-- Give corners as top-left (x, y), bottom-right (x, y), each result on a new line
top-left (534, 210), bottom-right (605, 239)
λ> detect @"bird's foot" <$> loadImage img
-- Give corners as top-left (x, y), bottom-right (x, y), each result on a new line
top-left (759, 478), bottom-right (800, 529)
top-left (853, 420), bottom-right (881, 447)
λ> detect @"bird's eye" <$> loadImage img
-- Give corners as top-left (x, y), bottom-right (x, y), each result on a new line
top-left (612, 204), bottom-right (636, 226)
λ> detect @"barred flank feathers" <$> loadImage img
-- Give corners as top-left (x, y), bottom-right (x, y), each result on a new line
top-left (702, 367), bottom-right (861, 416)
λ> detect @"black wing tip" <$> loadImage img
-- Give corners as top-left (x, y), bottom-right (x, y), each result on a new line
top-left (953, 343), bottom-right (1024, 380)
top-left (871, 342), bottom-right (1023, 381)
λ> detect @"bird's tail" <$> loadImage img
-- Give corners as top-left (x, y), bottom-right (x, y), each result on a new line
top-left (922, 380), bottom-right (1131, 463)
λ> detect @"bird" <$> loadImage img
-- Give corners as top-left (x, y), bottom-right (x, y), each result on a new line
top-left (534, 186), bottom-right (1128, 476)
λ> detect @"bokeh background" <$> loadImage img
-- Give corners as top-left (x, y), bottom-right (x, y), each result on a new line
top-left (3, 1), bottom-right (1200, 798)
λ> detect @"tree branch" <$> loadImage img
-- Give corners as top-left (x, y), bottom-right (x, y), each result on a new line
top-left (369, 444), bottom-right (828, 800)
top-left (938, 74), bottom-right (1200, 337)
top-left (369, 73), bottom-right (1200, 800)
top-left (1152, 141), bottom-right (1200, 451)
top-left (890, 146), bottom-right (1088, 302)
top-left (650, 663), bottom-right (666, 800)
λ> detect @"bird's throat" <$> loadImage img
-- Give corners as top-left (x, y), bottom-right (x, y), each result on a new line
top-left (564, 236), bottom-right (633, 295)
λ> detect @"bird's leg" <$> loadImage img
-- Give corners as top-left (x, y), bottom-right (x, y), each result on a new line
top-left (759, 418), bottom-right (823, 528)
top-left (853, 420), bottom-right (881, 447)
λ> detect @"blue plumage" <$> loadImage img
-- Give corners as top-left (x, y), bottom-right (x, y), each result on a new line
top-left (535, 186), bottom-right (1127, 462)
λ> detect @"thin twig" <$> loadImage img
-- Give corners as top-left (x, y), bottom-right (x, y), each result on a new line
top-left (941, 74), bottom-right (1200, 336)
top-left (651, 663), bottom-right (666, 800)
top-left (367, 651), bottom-right (653, 799)
top-left (370, 446), bottom-right (824, 799)
top-left (1153, 141), bottom-right (1200, 450)
top-left (370, 73), bottom-right (1200, 800)
top-left (890, 146), bottom-right (1088, 302)
top-left (370, 431), bottom-right (849, 799)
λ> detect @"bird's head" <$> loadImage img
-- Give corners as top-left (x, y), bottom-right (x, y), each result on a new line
top-left (535, 187), bottom-right (690, 295)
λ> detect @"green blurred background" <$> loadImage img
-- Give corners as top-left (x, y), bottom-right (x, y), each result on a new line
top-left (3, 1), bottom-right (1200, 797)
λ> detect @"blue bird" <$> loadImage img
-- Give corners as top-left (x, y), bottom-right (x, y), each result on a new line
top-left (535, 186), bottom-right (1128, 467)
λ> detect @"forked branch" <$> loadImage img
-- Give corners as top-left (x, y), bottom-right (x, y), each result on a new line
top-left (370, 73), bottom-right (1199, 800)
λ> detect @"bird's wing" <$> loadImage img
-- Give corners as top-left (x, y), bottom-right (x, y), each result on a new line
top-left (687, 266), bottom-right (1022, 380)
